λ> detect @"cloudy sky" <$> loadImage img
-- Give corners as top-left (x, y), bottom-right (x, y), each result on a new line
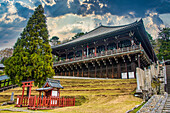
top-left (0, 0), bottom-right (170, 50)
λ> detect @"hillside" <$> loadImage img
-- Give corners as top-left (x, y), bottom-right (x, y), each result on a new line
top-left (0, 78), bottom-right (142, 113)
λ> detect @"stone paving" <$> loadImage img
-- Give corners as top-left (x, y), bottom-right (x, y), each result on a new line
top-left (137, 93), bottom-right (168, 113)
top-left (162, 95), bottom-right (170, 113)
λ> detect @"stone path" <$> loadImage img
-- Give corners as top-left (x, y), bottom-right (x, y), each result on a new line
top-left (162, 96), bottom-right (170, 113)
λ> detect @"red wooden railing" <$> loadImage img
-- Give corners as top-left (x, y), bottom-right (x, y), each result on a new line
top-left (16, 95), bottom-right (75, 109)
top-left (16, 96), bottom-right (29, 107)
top-left (27, 96), bottom-right (75, 109)
top-left (54, 45), bottom-right (143, 65)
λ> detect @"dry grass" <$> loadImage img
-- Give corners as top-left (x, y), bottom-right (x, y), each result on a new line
top-left (0, 78), bottom-right (142, 113)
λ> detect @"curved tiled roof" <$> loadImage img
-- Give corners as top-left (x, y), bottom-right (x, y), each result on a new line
top-left (52, 20), bottom-right (140, 49)
top-left (43, 78), bottom-right (64, 89)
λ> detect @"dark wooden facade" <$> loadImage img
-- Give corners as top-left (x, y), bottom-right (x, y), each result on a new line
top-left (52, 19), bottom-right (156, 79)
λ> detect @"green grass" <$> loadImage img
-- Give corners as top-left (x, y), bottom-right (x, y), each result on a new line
top-left (129, 102), bottom-right (146, 113)
top-left (0, 78), bottom-right (142, 113)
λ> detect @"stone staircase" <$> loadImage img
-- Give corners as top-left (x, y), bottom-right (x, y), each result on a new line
top-left (162, 96), bottom-right (170, 113)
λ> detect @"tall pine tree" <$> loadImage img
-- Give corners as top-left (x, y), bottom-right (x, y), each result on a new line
top-left (5, 5), bottom-right (55, 87)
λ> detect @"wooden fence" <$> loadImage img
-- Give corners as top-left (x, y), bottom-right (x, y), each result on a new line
top-left (0, 78), bottom-right (18, 92)
top-left (16, 96), bottom-right (75, 110)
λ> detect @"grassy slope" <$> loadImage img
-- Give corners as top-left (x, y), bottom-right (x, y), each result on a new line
top-left (0, 79), bottom-right (142, 113)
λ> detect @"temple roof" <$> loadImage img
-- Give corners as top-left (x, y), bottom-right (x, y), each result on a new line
top-left (51, 20), bottom-right (139, 49)
top-left (43, 78), bottom-right (64, 89)
top-left (52, 19), bottom-right (157, 62)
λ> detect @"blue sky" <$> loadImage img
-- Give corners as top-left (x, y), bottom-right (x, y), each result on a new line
top-left (0, 0), bottom-right (170, 50)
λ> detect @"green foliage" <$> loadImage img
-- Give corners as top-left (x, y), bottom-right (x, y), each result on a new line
top-left (4, 5), bottom-right (55, 87)
top-left (0, 57), bottom-right (8, 64)
top-left (157, 27), bottom-right (170, 60)
top-left (0, 71), bottom-right (3, 75)
top-left (72, 32), bottom-right (85, 40)
top-left (50, 36), bottom-right (60, 46)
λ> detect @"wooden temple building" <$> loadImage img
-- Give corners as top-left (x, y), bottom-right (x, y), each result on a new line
top-left (52, 19), bottom-right (157, 79)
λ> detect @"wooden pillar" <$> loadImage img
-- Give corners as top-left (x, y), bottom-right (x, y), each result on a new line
top-left (100, 66), bottom-right (102, 78)
top-left (82, 45), bottom-right (84, 59)
top-left (39, 91), bottom-right (41, 97)
top-left (82, 68), bottom-right (83, 77)
top-left (66, 50), bottom-right (68, 60)
top-left (117, 63), bottom-right (121, 78)
top-left (95, 66), bottom-right (96, 78)
top-left (106, 65), bottom-right (108, 78)
top-left (21, 84), bottom-right (25, 105)
top-left (116, 42), bottom-right (119, 49)
top-left (4, 79), bottom-right (6, 87)
top-left (125, 62), bottom-right (128, 79)
top-left (112, 64), bottom-right (114, 78)
top-left (73, 70), bottom-right (74, 77)
top-left (134, 62), bottom-right (136, 78)
top-left (95, 46), bottom-right (97, 56)
top-left (138, 55), bottom-right (141, 68)
top-left (58, 89), bottom-right (60, 97)
top-left (88, 66), bottom-right (90, 77)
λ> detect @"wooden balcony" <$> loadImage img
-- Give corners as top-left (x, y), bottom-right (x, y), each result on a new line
top-left (53, 45), bottom-right (150, 66)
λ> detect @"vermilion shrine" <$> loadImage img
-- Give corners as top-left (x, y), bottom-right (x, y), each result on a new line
top-left (16, 78), bottom-right (75, 110)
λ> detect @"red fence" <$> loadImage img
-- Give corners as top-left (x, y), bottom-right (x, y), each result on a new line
top-left (16, 96), bottom-right (75, 109)
top-left (16, 96), bottom-right (28, 107)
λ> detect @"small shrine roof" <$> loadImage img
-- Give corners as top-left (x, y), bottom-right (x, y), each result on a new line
top-left (43, 78), bottom-right (64, 89)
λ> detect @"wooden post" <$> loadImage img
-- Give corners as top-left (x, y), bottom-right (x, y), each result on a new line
top-left (21, 85), bottom-right (25, 105)
top-left (95, 46), bottom-right (97, 56)
top-left (34, 96), bottom-right (36, 108)
top-left (63, 97), bottom-right (64, 107)
top-left (112, 64), bottom-right (114, 78)
top-left (106, 65), bottom-right (108, 78)
top-left (73, 70), bottom-right (74, 77)
top-left (95, 66), bottom-right (96, 78)
top-left (125, 62), bottom-right (128, 79)
top-left (82, 48), bottom-right (84, 59)
top-left (117, 63), bottom-right (120, 78)
top-left (4, 79), bottom-right (6, 87)
top-left (49, 96), bottom-right (51, 108)
top-left (100, 66), bottom-right (102, 78)
top-left (82, 68), bottom-right (83, 77)
top-left (88, 66), bottom-right (90, 77)
top-left (138, 55), bottom-right (141, 68)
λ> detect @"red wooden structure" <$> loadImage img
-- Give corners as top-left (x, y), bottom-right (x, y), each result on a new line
top-left (15, 78), bottom-right (75, 110)
top-left (15, 81), bottom-right (33, 107)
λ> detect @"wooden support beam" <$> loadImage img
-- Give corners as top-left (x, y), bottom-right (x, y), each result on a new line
top-left (106, 65), bottom-right (108, 78)
top-left (100, 66), bottom-right (102, 78)
top-left (96, 60), bottom-right (100, 66)
top-left (112, 64), bottom-right (114, 78)
top-left (117, 63), bottom-right (121, 78)
top-left (121, 56), bottom-right (125, 62)
top-left (85, 63), bottom-right (88, 68)
top-left (138, 55), bottom-right (141, 68)
top-left (108, 58), bottom-right (112, 65)
top-left (102, 59), bottom-right (106, 65)
top-left (114, 57), bottom-right (118, 63)
top-left (95, 66), bottom-right (97, 78)
top-left (91, 61), bottom-right (95, 67)
top-left (127, 54), bottom-right (131, 62)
